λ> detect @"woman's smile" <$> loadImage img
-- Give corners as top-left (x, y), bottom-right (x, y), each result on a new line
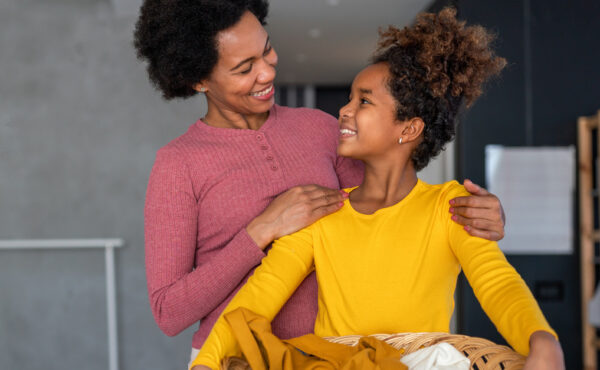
top-left (249, 84), bottom-right (274, 100)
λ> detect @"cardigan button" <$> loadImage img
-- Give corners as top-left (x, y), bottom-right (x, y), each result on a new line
top-left (271, 165), bottom-right (278, 171)
top-left (261, 145), bottom-right (269, 150)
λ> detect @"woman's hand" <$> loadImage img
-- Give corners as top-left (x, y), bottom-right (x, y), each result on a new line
top-left (449, 179), bottom-right (506, 241)
top-left (246, 185), bottom-right (348, 249)
top-left (191, 366), bottom-right (211, 370)
top-left (523, 331), bottom-right (565, 370)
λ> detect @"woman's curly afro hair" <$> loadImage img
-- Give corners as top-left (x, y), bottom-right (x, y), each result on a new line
top-left (373, 8), bottom-right (506, 171)
top-left (133, 0), bottom-right (269, 100)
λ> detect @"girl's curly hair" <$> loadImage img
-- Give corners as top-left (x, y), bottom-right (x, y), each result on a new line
top-left (133, 0), bottom-right (269, 100)
top-left (373, 7), bottom-right (506, 171)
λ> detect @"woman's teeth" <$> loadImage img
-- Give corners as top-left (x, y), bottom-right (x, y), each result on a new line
top-left (340, 128), bottom-right (356, 135)
top-left (249, 85), bottom-right (273, 97)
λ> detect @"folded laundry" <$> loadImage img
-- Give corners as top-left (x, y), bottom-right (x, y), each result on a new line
top-left (400, 342), bottom-right (469, 370)
top-left (221, 307), bottom-right (408, 370)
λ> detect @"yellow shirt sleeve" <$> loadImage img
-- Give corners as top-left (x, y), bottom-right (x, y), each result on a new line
top-left (189, 225), bottom-right (315, 370)
top-left (444, 184), bottom-right (557, 355)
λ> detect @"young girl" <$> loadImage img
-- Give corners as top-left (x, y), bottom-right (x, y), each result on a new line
top-left (191, 8), bottom-right (563, 370)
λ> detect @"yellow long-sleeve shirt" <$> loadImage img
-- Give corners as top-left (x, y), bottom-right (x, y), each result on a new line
top-left (191, 180), bottom-right (556, 369)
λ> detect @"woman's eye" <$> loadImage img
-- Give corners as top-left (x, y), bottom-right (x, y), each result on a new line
top-left (263, 46), bottom-right (272, 56)
top-left (360, 98), bottom-right (370, 104)
top-left (239, 65), bottom-right (253, 74)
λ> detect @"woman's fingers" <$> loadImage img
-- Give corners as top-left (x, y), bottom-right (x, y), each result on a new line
top-left (451, 215), bottom-right (499, 230)
top-left (465, 226), bottom-right (503, 242)
top-left (305, 187), bottom-right (347, 218)
top-left (313, 201), bottom-right (345, 218)
top-left (450, 206), bottom-right (501, 222)
top-left (256, 185), bottom-right (348, 241)
top-left (450, 193), bottom-right (499, 210)
top-left (450, 180), bottom-right (506, 227)
top-left (462, 178), bottom-right (490, 196)
top-left (451, 213), bottom-right (505, 241)
top-left (282, 186), bottom-right (343, 211)
top-left (288, 185), bottom-right (345, 211)
top-left (305, 185), bottom-right (346, 200)
top-left (306, 188), bottom-right (347, 208)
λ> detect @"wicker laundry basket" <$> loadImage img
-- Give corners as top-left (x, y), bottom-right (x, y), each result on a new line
top-left (327, 333), bottom-right (526, 370)
top-left (221, 332), bottom-right (526, 370)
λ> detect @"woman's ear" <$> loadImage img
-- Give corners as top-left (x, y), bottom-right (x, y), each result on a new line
top-left (399, 117), bottom-right (425, 143)
top-left (192, 83), bottom-right (208, 93)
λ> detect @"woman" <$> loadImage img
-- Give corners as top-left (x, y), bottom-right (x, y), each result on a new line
top-left (190, 8), bottom-right (564, 370)
top-left (134, 0), bottom-right (506, 361)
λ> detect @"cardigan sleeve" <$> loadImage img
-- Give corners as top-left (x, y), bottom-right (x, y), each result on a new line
top-left (444, 183), bottom-right (557, 355)
top-left (190, 226), bottom-right (315, 369)
top-left (144, 148), bottom-right (266, 337)
top-left (335, 155), bottom-right (364, 189)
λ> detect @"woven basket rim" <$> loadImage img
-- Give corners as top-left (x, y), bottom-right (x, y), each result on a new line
top-left (324, 332), bottom-right (526, 370)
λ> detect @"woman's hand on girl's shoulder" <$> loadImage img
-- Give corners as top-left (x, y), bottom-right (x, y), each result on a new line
top-left (191, 366), bottom-right (211, 370)
top-left (523, 331), bottom-right (565, 370)
top-left (247, 185), bottom-right (348, 249)
top-left (449, 179), bottom-right (506, 241)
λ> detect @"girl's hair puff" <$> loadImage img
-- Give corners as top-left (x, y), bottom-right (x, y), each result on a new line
top-left (373, 8), bottom-right (506, 171)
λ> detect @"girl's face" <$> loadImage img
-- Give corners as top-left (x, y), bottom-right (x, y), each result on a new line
top-left (337, 63), bottom-right (404, 160)
top-left (199, 11), bottom-right (278, 118)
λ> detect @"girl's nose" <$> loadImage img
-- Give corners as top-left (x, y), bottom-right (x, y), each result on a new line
top-left (339, 102), bottom-right (354, 120)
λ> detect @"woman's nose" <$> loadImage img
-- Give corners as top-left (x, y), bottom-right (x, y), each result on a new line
top-left (257, 50), bottom-right (278, 83)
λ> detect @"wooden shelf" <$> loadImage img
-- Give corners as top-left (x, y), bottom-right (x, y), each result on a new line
top-left (579, 110), bottom-right (600, 370)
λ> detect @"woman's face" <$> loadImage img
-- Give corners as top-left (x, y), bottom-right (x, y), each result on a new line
top-left (337, 63), bottom-right (403, 160)
top-left (200, 11), bottom-right (278, 117)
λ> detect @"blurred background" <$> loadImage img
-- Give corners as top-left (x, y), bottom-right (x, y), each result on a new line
top-left (1, 0), bottom-right (599, 369)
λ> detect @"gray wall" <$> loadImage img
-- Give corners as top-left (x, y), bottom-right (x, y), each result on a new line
top-left (0, 0), bottom-right (206, 369)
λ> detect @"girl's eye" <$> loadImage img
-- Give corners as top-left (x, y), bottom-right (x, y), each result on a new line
top-left (263, 46), bottom-right (272, 56)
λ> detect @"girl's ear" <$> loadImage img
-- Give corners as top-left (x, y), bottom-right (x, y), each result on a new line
top-left (400, 117), bottom-right (425, 143)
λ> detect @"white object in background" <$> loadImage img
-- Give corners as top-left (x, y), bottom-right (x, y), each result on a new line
top-left (419, 141), bottom-right (455, 185)
top-left (400, 342), bottom-right (470, 370)
top-left (589, 284), bottom-right (600, 327)
top-left (0, 239), bottom-right (124, 370)
top-left (485, 145), bottom-right (575, 254)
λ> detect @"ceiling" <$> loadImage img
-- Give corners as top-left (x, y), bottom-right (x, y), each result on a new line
top-left (113, 0), bottom-right (433, 85)
top-left (267, 0), bottom-right (432, 85)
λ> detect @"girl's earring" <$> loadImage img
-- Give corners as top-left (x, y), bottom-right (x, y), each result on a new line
top-left (398, 137), bottom-right (403, 144)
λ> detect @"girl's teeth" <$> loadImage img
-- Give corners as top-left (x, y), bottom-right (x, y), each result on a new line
top-left (340, 129), bottom-right (356, 135)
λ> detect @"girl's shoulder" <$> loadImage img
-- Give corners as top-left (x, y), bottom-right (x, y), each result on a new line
top-left (418, 180), bottom-right (470, 207)
top-left (439, 180), bottom-right (469, 198)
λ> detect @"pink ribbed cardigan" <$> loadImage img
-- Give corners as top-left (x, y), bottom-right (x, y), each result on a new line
top-left (144, 105), bottom-right (363, 349)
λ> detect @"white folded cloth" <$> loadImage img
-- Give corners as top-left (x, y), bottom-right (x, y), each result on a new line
top-left (400, 342), bottom-right (470, 370)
